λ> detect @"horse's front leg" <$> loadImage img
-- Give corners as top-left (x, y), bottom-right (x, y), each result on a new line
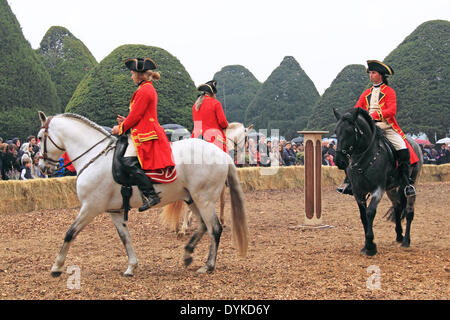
top-left (109, 212), bottom-right (138, 276)
top-left (356, 198), bottom-right (368, 255)
top-left (51, 205), bottom-right (98, 277)
top-left (363, 187), bottom-right (385, 256)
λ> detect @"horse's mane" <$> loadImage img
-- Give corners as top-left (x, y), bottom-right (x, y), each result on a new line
top-left (58, 113), bottom-right (113, 137)
top-left (227, 122), bottom-right (244, 130)
top-left (342, 108), bottom-right (384, 139)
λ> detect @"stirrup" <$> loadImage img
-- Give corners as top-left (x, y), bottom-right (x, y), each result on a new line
top-left (404, 184), bottom-right (416, 197)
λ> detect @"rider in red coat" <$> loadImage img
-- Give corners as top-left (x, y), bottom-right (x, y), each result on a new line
top-left (191, 80), bottom-right (229, 152)
top-left (338, 60), bottom-right (417, 197)
top-left (112, 58), bottom-right (174, 211)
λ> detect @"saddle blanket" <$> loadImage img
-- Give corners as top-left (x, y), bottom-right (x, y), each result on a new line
top-left (144, 166), bottom-right (177, 184)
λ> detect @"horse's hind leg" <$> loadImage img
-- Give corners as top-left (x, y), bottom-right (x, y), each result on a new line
top-left (109, 212), bottom-right (138, 276)
top-left (387, 188), bottom-right (404, 243)
top-left (51, 205), bottom-right (98, 277)
top-left (402, 194), bottom-right (416, 248)
top-left (197, 205), bottom-right (222, 274)
top-left (184, 202), bottom-right (223, 273)
top-left (219, 185), bottom-right (226, 226)
top-left (184, 203), bottom-right (206, 268)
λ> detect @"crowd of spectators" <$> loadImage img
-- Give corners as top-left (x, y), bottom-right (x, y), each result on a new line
top-left (0, 135), bottom-right (76, 181)
top-left (421, 143), bottom-right (450, 165)
top-left (230, 136), bottom-right (329, 168)
top-left (229, 134), bottom-right (450, 168)
top-left (2, 134), bottom-right (448, 180)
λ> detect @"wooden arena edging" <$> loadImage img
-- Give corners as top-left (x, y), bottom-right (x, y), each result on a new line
top-left (1, 164), bottom-right (449, 214)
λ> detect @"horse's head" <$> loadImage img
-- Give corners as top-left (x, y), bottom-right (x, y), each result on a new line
top-left (333, 108), bottom-right (370, 169)
top-left (37, 111), bottom-right (66, 175)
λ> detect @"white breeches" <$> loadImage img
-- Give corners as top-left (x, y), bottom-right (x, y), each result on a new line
top-left (376, 122), bottom-right (407, 151)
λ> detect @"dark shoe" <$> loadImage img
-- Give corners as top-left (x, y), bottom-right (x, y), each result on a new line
top-left (337, 183), bottom-right (353, 195)
top-left (139, 189), bottom-right (161, 212)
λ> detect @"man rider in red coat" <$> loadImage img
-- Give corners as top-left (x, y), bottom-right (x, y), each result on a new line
top-left (337, 60), bottom-right (418, 197)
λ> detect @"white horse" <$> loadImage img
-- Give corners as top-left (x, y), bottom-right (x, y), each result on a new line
top-left (166, 122), bottom-right (253, 236)
top-left (37, 112), bottom-right (248, 276)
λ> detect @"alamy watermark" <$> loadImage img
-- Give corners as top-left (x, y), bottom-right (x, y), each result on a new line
top-left (67, 265), bottom-right (81, 290)
top-left (366, 265), bottom-right (381, 290)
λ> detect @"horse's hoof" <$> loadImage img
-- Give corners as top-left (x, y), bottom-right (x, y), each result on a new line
top-left (396, 236), bottom-right (404, 243)
top-left (401, 241), bottom-right (410, 248)
top-left (360, 247), bottom-right (367, 255)
top-left (184, 257), bottom-right (193, 267)
top-left (123, 272), bottom-right (134, 277)
top-left (365, 249), bottom-right (377, 256)
top-left (196, 266), bottom-right (213, 274)
top-left (51, 271), bottom-right (62, 278)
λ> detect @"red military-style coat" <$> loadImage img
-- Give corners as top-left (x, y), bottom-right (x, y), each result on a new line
top-left (354, 84), bottom-right (419, 164)
top-left (191, 96), bottom-right (229, 152)
top-left (118, 81), bottom-right (175, 170)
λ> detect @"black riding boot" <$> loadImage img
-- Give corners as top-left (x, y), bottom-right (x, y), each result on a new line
top-left (337, 175), bottom-right (353, 195)
top-left (122, 157), bottom-right (161, 211)
top-left (396, 149), bottom-right (416, 197)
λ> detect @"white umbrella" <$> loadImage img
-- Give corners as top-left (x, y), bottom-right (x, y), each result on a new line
top-left (436, 137), bottom-right (450, 144)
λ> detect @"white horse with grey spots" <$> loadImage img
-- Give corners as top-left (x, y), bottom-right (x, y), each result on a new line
top-left (37, 112), bottom-right (248, 276)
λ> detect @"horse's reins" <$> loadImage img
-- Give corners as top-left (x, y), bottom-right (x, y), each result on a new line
top-left (40, 116), bottom-right (115, 176)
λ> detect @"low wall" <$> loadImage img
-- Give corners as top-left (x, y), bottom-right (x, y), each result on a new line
top-left (1, 164), bottom-right (449, 214)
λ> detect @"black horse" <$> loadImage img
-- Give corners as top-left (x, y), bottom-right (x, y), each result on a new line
top-left (333, 108), bottom-right (423, 256)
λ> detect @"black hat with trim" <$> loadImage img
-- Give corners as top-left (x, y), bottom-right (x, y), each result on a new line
top-left (366, 60), bottom-right (394, 75)
top-left (124, 58), bottom-right (157, 72)
top-left (197, 80), bottom-right (218, 94)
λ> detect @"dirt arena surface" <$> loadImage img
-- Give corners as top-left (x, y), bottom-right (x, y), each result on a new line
top-left (0, 182), bottom-right (448, 300)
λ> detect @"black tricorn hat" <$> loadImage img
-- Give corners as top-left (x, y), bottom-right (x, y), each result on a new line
top-left (366, 60), bottom-right (394, 75)
top-left (197, 80), bottom-right (218, 94)
top-left (124, 58), bottom-right (157, 72)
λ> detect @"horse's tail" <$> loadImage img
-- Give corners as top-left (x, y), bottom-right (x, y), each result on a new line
top-left (227, 162), bottom-right (248, 257)
top-left (160, 200), bottom-right (186, 232)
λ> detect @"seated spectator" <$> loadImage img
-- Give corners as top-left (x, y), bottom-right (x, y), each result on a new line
top-left (270, 143), bottom-right (284, 167)
top-left (31, 154), bottom-right (47, 178)
top-left (437, 144), bottom-right (449, 165)
top-left (423, 151), bottom-right (431, 164)
top-left (282, 142), bottom-right (296, 166)
top-left (27, 135), bottom-right (40, 155)
top-left (295, 144), bottom-right (304, 165)
top-left (258, 136), bottom-right (270, 167)
top-left (19, 156), bottom-right (33, 180)
top-left (322, 153), bottom-right (335, 166)
top-left (2, 144), bottom-right (20, 180)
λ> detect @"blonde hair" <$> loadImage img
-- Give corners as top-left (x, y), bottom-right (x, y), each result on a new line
top-left (194, 92), bottom-right (214, 111)
top-left (144, 70), bottom-right (160, 81)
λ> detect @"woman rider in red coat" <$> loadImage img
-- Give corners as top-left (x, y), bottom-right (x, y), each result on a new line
top-left (111, 58), bottom-right (175, 211)
top-left (191, 80), bottom-right (229, 152)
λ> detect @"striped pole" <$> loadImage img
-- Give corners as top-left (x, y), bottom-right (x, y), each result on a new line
top-left (298, 131), bottom-right (328, 226)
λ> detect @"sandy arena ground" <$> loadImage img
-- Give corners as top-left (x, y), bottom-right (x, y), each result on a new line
top-left (0, 182), bottom-right (448, 300)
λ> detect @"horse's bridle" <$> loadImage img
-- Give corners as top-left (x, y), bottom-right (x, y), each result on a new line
top-left (39, 116), bottom-right (114, 175)
top-left (40, 116), bottom-right (66, 165)
top-left (336, 116), bottom-right (378, 173)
